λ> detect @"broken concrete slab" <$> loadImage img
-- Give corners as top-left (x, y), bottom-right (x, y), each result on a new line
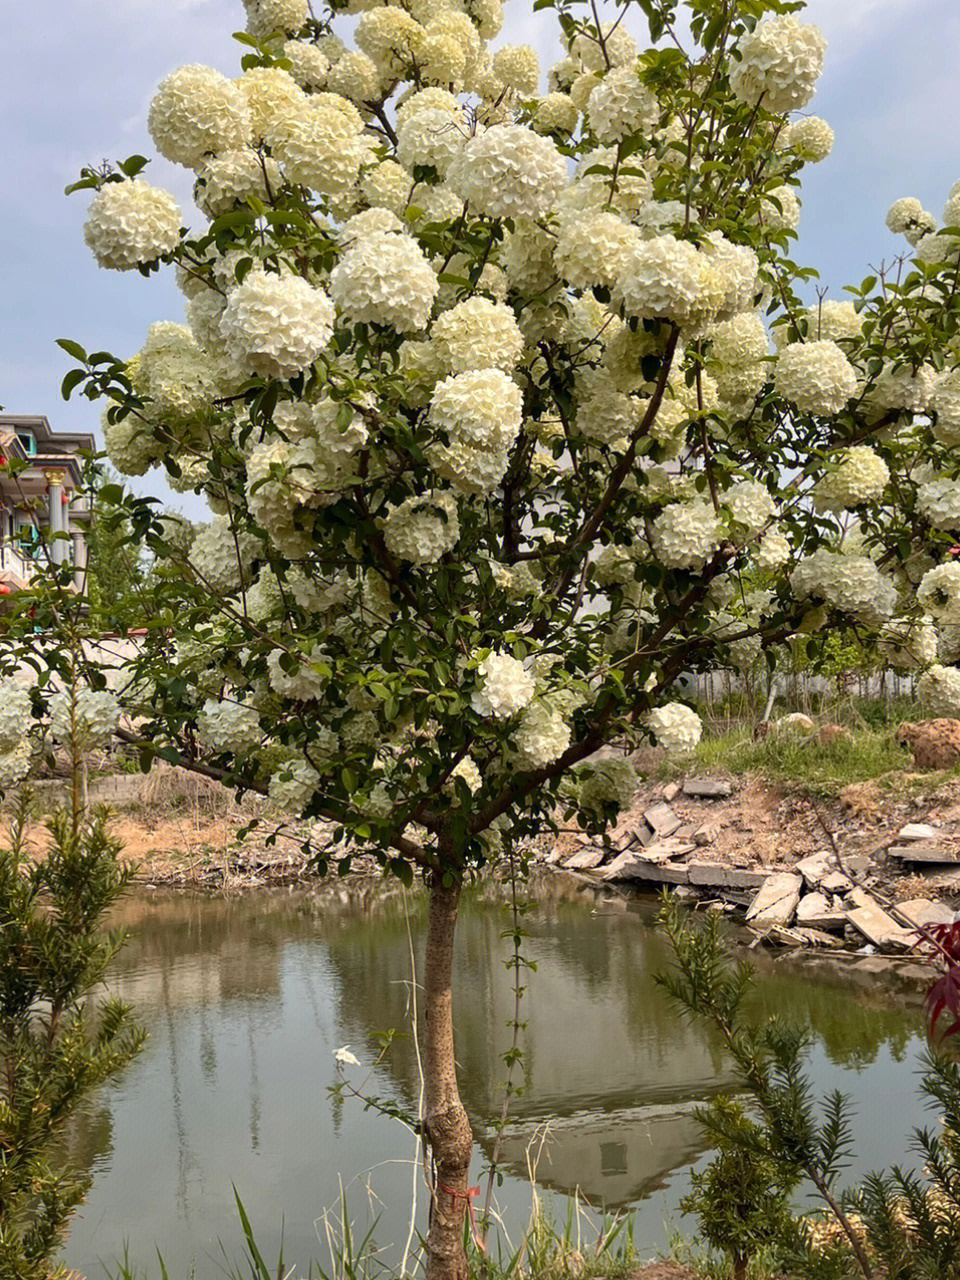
top-left (845, 887), bottom-right (917, 952)
top-left (644, 803), bottom-right (683, 838)
top-left (796, 891), bottom-right (846, 931)
top-left (899, 823), bottom-right (942, 841)
top-left (895, 898), bottom-right (957, 930)
top-left (662, 781), bottom-right (681, 802)
top-left (682, 778), bottom-right (733, 799)
top-left (821, 869), bottom-right (854, 894)
top-left (887, 844), bottom-right (960, 865)
top-left (687, 864), bottom-right (769, 890)
top-left (694, 822), bottom-right (720, 847)
top-left (745, 873), bottom-right (803, 927)
top-left (601, 852), bottom-right (690, 884)
top-left (795, 850), bottom-right (833, 888)
top-left (564, 845), bottom-right (607, 871)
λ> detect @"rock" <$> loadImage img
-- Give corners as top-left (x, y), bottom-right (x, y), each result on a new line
top-left (815, 723), bottom-right (852, 745)
top-left (638, 838), bottom-right (697, 863)
top-left (796, 891), bottom-right (846, 931)
top-left (887, 844), bottom-right (960, 865)
top-left (822, 870), bottom-right (854, 894)
top-left (683, 778), bottom-right (733, 799)
top-left (745, 872), bottom-right (803, 928)
top-left (692, 821), bottom-right (719, 847)
top-left (900, 823), bottom-right (942, 841)
top-left (644, 803), bottom-right (682, 838)
top-left (687, 864), bottom-right (768, 890)
top-left (895, 898), bottom-right (957, 929)
top-left (795, 850), bottom-right (832, 888)
top-left (777, 712), bottom-right (815, 733)
top-left (771, 925), bottom-right (843, 949)
top-left (895, 719), bottom-right (960, 770)
top-left (564, 845), bottom-right (606, 871)
top-left (601, 852), bottom-right (690, 884)
top-left (845, 887), bottom-right (917, 952)
top-left (662, 782), bottom-right (681, 802)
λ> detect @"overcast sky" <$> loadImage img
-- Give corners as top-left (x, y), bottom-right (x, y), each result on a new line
top-left (2, 0), bottom-right (957, 516)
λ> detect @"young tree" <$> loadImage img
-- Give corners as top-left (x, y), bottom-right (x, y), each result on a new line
top-left (58, 1), bottom-right (960, 1275)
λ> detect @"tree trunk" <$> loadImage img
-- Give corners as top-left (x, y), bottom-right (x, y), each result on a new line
top-left (422, 874), bottom-right (473, 1280)
top-left (732, 1253), bottom-right (748, 1280)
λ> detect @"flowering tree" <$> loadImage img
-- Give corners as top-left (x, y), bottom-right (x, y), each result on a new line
top-left (57, 0), bottom-right (960, 1275)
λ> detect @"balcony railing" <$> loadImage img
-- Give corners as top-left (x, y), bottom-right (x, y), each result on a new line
top-left (0, 542), bottom-right (40, 585)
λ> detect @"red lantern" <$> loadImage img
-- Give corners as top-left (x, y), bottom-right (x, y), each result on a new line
top-left (61, 493), bottom-right (69, 505)
top-left (0, 585), bottom-right (11, 596)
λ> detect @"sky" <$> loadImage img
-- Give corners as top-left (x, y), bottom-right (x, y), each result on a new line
top-left (2, 0), bottom-right (958, 516)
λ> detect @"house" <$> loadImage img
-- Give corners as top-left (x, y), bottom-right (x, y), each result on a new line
top-left (0, 414), bottom-right (94, 593)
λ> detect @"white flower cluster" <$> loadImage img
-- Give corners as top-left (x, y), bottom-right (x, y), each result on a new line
top-left (791, 549), bottom-right (897, 623)
top-left (729, 15), bottom-right (826, 115)
top-left (427, 369), bottom-right (523, 495)
top-left (534, 92), bottom-right (579, 136)
top-left (555, 211), bottom-right (639, 291)
top-left (83, 181), bottom-right (182, 271)
top-left (244, 0), bottom-right (308, 37)
top-left (431, 297), bottom-right (523, 373)
top-left (800, 300), bottom-right (862, 345)
top-left (779, 115), bottom-right (834, 162)
top-left (513, 700), bottom-right (571, 769)
top-left (195, 150), bottom-right (281, 219)
top-left (448, 125), bottom-right (567, 219)
top-left (191, 518), bottom-right (259, 595)
top-left (0, 680), bottom-right (32, 751)
top-left (724, 481), bottom-right (775, 534)
top-left (886, 197), bottom-right (937, 245)
top-left (103, 415), bottom-right (164, 476)
top-left (867, 362), bottom-right (937, 415)
top-left (754, 529), bottom-right (791, 572)
top-left (383, 490), bottom-right (461, 564)
top-left (708, 311), bottom-right (770, 409)
top-left (615, 233), bottom-right (755, 332)
top-left (491, 44), bottom-right (540, 93)
top-left (266, 646), bottom-right (328, 702)
top-left (238, 67), bottom-right (307, 147)
top-left (49, 688), bottom-right (120, 751)
top-left (918, 477), bottom-right (960, 531)
top-left (651, 501), bottom-right (721, 571)
top-left (273, 97), bottom-right (366, 194)
top-left (0, 742), bottom-right (32, 791)
top-left (148, 65), bottom-right (251, 168)
top-left (330, 232), bottom-right (437, 332)
top-left (268, 757), bottom-right (320, 812)
top-left (397, 106), bottom-right (467, 176)
top-left (283, 39), bottom-right (331, 91)
top-left (197, 698), bottom-right (262, 753)
top-left (220, 270), bottom-right (334, 379)
top-left (918, 562), bottom-right (960, 624)
top-left (578, 756), bottom-right (638, 815)
top-left (878, 616), bottom-right (939, 671)
top-left (470, 651), bottom-right (535, 719)
top-left (133, 321), bottom-right (218, 423)
top-left (774, 340), bottom-right (858, 415)
top-left (587, 65), bottom-right (658, 144)
top-left (645, 702), bottom-right (703, 753)
top-left (447, 756), bottom-right (483, 795)
top-left (814, 446), bottom-right (890, 512)
top-left (932, 370), bottom-right (960, 446)
top-left (917, 664), bottom-right (960, 719)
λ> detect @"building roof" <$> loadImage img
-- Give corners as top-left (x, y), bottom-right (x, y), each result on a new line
top-left (0, 414), bottom-right (96, 489)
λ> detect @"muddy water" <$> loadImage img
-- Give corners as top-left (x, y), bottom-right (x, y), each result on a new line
top-left (62, 875), bottom-right (927, 1277)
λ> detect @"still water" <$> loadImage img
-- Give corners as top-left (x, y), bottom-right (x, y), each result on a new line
top-left (63, 874), bottom-right (929, 1277)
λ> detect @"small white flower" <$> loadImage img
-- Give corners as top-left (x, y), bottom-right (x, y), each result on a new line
top-left (334, 1046), bottom-right (361, 1067)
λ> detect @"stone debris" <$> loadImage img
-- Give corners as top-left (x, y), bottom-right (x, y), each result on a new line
top-left (887, 843), bottom-right (960, 865)
top-left (694, 821), bottom-right (720, 847)
top-left (686, 864), bottom-right (768, 890)
top-left (845, 887), bottom-right (916, 952)
top-left (600, 853), bottom-right (690, 884)
top-left (895, 898), bottom-right (958, 929)
top-left (662, 781), bottom-right (681, 802)
top-left (745, 872), bottom-right (803, 927)
top-left (644, 803), bottom-right (683, 837)
top-left (899, 823), bottom-right (942, 841)
top-left (563, 845), bottom-right (607, 871)
top-left (682, 778), bottom-right (733, 799)
top-left (796, 891), bottom-right (846, 931)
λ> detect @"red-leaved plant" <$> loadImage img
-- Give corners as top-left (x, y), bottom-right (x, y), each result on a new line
top-left (926, 922), bottom-right (960, 1041)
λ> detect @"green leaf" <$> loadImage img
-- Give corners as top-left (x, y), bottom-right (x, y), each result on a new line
top-left (56, 338), bottom-right (87, 362)
top-left (60, 369), bottom-right (86, 401)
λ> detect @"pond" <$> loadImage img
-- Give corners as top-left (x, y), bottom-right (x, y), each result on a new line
top-left (62, 873), bottom-right (930, 1278)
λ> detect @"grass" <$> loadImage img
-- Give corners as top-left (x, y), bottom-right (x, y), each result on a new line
top-left (668, 1235), bottom-right (783, 1279)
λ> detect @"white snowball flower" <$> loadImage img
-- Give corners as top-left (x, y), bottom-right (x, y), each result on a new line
top-left (729, 15), bottom-right (826, 114)
top-left (886, 197), bottom-right (937, 245)
top-left (578, 756), bottom-right (638, 815)
top-left (491, 44), bottom-right (540, 94)
top-left (587, 65), bottom-right (658, 144)
top-left (513, 701), bottom-right (571, 769)
top-left (103, 415), bottom-right (164, 476)
top-left (220, 270), bottom-right (334, 379)
top-left (382, 490), bottom-right (461, 564)
top-left (333, 1046), bottom-right (361, 1067)
top-left (651, 501), bottom-right (721, 571)
top-left (758, 186), bottom-right (801, 233)
top-left (427, 369), bottom-right (523, 495)
top-left (330, 231), bottom-right (438, 333)
top-left (448, 125), bottom-right (568, 219)
top-left (273, 99), bottom-right (365, 194)
top-left (779, 115), bottom-right (834, 162)
top-left (754, 529), bottom-right (790, 572)
top-left (878, 616), bottom-right (939, 671)
top-left (395, 86), bottom-right (462, 128)
top-left (918, 562), bottom-right (960, 624)
top-left (470, 651), bottom-right (535, 719)
top-left (801, 299), bottom-right (862, 345)
top-left (83, 181), bottom-right (182, 271)
top-left (49, 688), bottom-right (120, 750)
top-left (244, 0), bottom-right (309, 37)
top-left (197, 699), bottom-right (262, 753)
top-left (326, 50), bottom-right (381, 102)
top-left (645, 703), bottom-right (703, 753)
top-left (269, 757), bottom-right (320, 811)
top-left (0, 742), bottom-right (32, 791)
top-left (148, 65), bottom-right (251, 168)
top-left (708, 311), bottom-right (770, 408)
top-left (356, 7), bottom-right (425, 76)
top-left (918, 478), bottom-right (960, 531)
top-left (191, 518), bottom-right (259, 595)
top-left (724, 481), bottom-right (775, 534)
top-left (360, 161), bottom-right (415, 215)
top-left (918, 664), bottom-right (960, 719)
top-left (555, 211), bottom-right (640, 291)
top-left (446, 755), bottom-right (483, 795)
top-left (340, 207), bottom-right (405, 243)
top-left (194, 150), bottom-right (282, 218)
top-left (791, 549), bottom-right (897, 623)
top-left (932, 370), bottom-right (960, 446)
top-left (283, 40), bottom-right (330, 91)
top-left (0, 681), bottom-right (32, 752)
top-left (867, 362), bottom-right (938, 414)
top-left (266, 647), bottom-right (329, 702)
top-left (533, 92), bottom-right (580, 136)
top-left (431, 297), bottom-right (523, 373)
top-left (237, 67), bottom-right (307, 147)
top-left (614, 234), bottom-right (723, 330)
top-left (813, 446), bottom-right (890, 511)
top-left (774, 340), bottom-right (858, 415)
